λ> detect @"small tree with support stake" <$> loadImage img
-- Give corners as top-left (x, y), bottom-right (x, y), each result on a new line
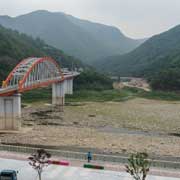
top-left (125, 152), bottom-right (150, 180)
top-left (28, 149), bottom-right (51, 180)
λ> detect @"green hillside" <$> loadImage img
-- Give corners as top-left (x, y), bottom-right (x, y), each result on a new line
top-left (0, 10), bottom-right (144, 63)
top-left (0, 25), bottom-right (83, 82)
top-left (96, 25), bottom-right (180, 90)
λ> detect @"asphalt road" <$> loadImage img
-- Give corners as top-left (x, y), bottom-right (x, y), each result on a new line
top-left (0, 158), bottom-right (179, 180)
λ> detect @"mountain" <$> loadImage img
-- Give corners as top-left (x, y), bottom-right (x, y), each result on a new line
top-left (0, 10), bottom-right (144, 63)
top-left (0, 25), bottom-right (83, 82)
top-left (96, 24), bottom-right (180, 90)
top-left (97, 24), bottom-right (180, 76)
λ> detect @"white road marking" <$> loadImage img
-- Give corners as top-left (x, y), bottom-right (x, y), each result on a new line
top-left (63, 167), bottom-right (78, 177)
top-left (45, 166), bottom-right (63, 179)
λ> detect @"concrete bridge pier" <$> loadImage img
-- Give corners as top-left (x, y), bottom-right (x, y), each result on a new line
top-left (65, 79), bottom-right (73, 95)
top-left (52, 79), bottom-right (73, 110)
top-left (52, 82), bottom-right (65, 110)
top-left (0, 94), bottom-right (21, 130)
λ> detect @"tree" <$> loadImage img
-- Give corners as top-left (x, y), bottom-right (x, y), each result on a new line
top-left (73, 70), bottom-right (113, 91)
top-left (28, 149), bottom-right (51, 180)
top-left (125, 152), bottom-right (150, 180)
top-left (150, 68), bottom-right (180, 91)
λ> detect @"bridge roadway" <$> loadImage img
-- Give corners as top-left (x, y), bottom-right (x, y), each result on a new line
top-left (0, 158), bottom-right (179, 180)
top-left (0, 71), bottom-right (79, 96)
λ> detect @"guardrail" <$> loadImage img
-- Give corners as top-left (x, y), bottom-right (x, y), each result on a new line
top-left (0, 144), bottom-right (179, 169)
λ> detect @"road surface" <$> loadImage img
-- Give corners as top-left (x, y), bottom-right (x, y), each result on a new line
top-left (0, 158), bottom-right (179, 180)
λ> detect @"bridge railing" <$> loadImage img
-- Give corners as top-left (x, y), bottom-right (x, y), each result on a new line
top-left (0, 85), bottom-right (18, 92)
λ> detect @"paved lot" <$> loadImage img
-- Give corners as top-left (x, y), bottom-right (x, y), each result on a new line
top-left (0, 158), bottom-right (179, 180)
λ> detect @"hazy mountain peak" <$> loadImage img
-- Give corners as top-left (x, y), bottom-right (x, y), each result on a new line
top-left (0, 10), bottom-right (144, 63)
top-left (18, 10), bottom-right (52, 16)
top-left (96, 24), bottom-right (180, 77)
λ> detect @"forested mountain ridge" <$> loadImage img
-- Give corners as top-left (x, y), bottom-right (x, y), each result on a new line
top-left (96, 24), bottom-right (180, 90)
top-left (0, 25), bottom-right (83, 82)
top-left (0, 10), bottom-right (144, 63)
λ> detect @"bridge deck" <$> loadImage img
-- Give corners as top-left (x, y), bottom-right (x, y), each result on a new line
top-left (0, 72), bottom-right (79, 96)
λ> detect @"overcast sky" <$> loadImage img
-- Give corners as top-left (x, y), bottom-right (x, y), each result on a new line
top-left (0, 0), bottom-right (180, 39)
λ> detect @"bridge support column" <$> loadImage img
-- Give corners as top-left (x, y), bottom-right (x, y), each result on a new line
top-left (65, 79), bottom-right (73, 95)
top-left (52, 82), bottom-right (65, 110)
top-left (0, 94), bottom-right (21, 130)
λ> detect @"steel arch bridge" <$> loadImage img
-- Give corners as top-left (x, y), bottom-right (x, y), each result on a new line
top-left (0, 57), bottom-right (77, 96)
top-left (0, 57), bottom-right (79, 130)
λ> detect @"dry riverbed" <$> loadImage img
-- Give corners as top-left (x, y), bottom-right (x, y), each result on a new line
top-left (0, 98), bottom-right (180, 157)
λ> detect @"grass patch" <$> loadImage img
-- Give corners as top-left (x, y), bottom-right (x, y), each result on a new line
top-left (138, 90), bottom-right (180, 101)
top-left (22, 88), bottom-right (51, 103)
top-left (22, 86), bottom-right (180, 103)
top-left (66, 88), bottom-right (136, 102)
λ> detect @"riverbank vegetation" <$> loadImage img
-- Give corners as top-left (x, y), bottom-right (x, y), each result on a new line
top-left (22, 86), bottom-right (180, 103)
top-left (22, 69), bottom-right (180, 103)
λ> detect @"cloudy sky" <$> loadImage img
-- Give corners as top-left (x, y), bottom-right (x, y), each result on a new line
top-left (0, 0), bottom-right (180, 39)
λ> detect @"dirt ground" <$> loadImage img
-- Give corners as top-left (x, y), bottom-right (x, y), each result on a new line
top-left (113, 78), bottom-right (150, 91)
top-left (1, 98), bottom-right (180, 157)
